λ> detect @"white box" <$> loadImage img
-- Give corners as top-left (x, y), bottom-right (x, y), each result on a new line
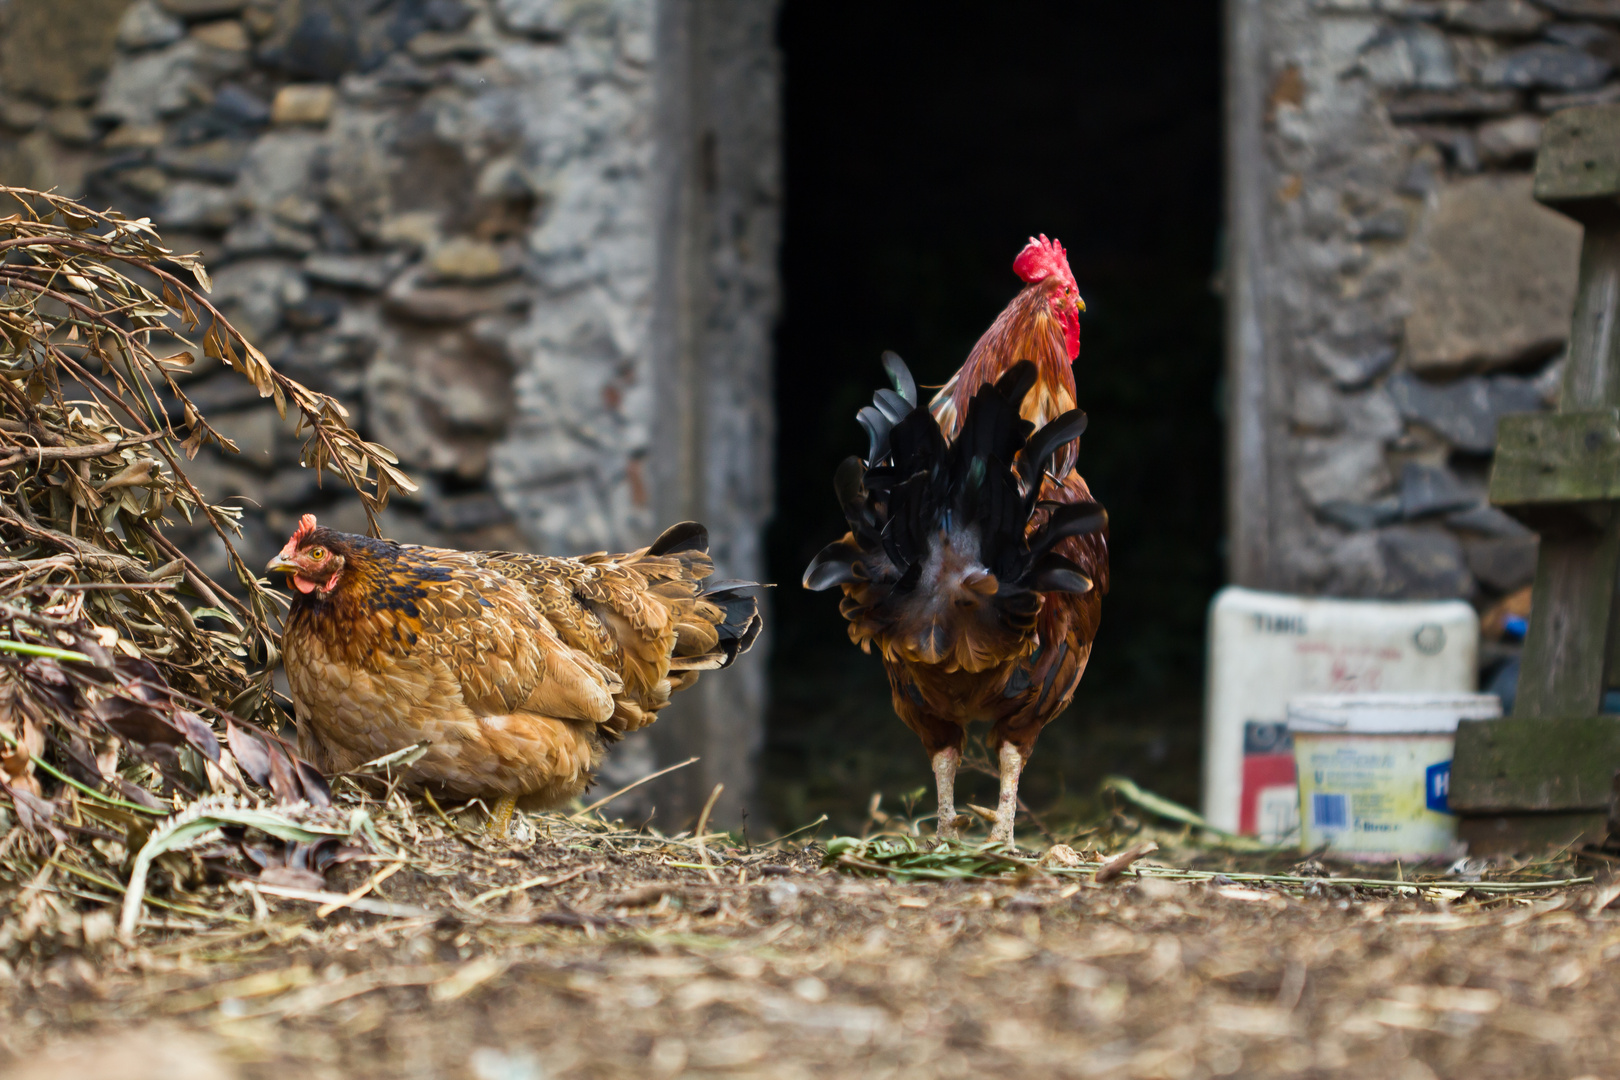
top-left (1203, 587), bottom-right (1480, 837)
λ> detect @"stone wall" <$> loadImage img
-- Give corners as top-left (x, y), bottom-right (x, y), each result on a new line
top-left (1226, 0), bottom-right (1600, 607)
top-left (0, 0), bottom-right (781, 823)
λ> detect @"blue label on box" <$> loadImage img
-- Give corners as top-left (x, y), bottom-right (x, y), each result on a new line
top-left (1425, 761), bottom-right (1451, 814)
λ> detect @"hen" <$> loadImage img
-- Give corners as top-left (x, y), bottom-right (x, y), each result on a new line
top-left (804, 235), bottom-right (1108, 844)
top-left (268, 515), bottom-right (761, 825)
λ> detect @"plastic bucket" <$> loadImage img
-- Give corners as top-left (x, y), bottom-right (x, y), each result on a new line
top-left (1287, 692), bottom-right (1502, 861)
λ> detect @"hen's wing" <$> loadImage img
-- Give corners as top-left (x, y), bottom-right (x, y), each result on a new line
top-left (479, 522), bottom-right (762, 737)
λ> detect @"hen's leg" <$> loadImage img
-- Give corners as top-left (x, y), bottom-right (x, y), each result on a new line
top-left (932, 747), bottom-right (963, 841)
top-left (989, 741), bottom-right (1026, 846)
top-left (486, 794), bottom-right (516, 836)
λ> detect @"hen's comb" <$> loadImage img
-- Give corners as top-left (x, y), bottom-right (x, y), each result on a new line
top-left (290, 513), bottom-right (318, 547)
top-left (1012, 234), bottom-right (1076, 290)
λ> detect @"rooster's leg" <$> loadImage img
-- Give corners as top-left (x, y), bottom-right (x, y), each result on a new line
top-left (486, 794), bottom-right (516, 836)
top-left (989, 741), bottom-right (1025, 846)
top-left (932, 747), bottom-right (962, 841)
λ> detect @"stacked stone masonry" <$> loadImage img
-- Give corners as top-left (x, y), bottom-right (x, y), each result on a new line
top-left (1230, 0), bottom-right (1613, 608)
top-left (0, 0), bottom-right (781, 822)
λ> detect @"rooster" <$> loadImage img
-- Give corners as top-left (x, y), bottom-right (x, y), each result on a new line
top-left (804, 235), bottom-right (1108, 845)
top-left (267, 515), bottom-right (761, 828)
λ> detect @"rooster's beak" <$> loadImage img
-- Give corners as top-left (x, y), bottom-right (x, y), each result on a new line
top-left (1076, 295), bottom-right (1087, 313)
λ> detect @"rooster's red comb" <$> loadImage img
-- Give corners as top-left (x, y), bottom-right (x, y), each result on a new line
top-left (289, 513), bottom-right (318, 547)
top-left (1012, 234), bottom-right (1076, 291)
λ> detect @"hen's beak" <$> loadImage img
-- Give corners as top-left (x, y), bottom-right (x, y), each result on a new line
top-left (265, 551), bottom-right (297, 573)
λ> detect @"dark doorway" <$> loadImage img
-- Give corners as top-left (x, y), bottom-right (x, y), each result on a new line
top-left (767, 4), bottom-right (1225, 832)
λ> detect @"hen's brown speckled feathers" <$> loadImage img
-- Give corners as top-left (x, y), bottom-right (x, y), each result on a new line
top-left (272, 521), bottom-right (760, 807)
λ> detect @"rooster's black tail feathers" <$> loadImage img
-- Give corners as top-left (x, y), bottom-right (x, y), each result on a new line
top-left (803, 353), bottom-right (1106, 607)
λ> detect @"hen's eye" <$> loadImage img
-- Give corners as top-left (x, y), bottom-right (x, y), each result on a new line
top-left (309, 548), bottom-right (326, 560)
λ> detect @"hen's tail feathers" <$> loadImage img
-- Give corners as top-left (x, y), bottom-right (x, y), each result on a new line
top-left (803, 353), bottom-right (1106, 667)
top-left (641, 524), bottom-right (764, 673)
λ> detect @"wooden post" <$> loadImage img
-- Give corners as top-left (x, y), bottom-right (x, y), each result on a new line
top-left (1451, 105), bottom-right (1620, 852)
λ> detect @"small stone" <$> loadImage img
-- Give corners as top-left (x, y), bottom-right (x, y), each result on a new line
top-left (1358, 25), bottom-right (1458, 90)
top-left (377, 211), bottom-right (442, 252)
top-left (1399, 462), bottom-right (1478, 519)
top-left (423, 0), bottom-right (474, 31)
top-left (157, 137), bottom-right (249, 182)
top-left (212, 257), bottom-right (308, 340)
top-left (1535, 0), bottom-right (1620, 16)
top-left (1377, 526), bottom-right (1474, 599)
top-left (94, 38), bottom-right (201, 126)
top-left (211, 83), bottom-right (269, 126)
top-left (495, 0), bottom-right (562, 37)
top-left (1351, 207), bottom-right (1410, 241)
top-left (302, 252), bottom-right (406, 292)
top-left (1446, 504), bottom-right (1533, 538)
top-left (1318, 498), bottom-right (1403, 532)
top-left (1310, 339), bottom-right (1397, 389)
top-left (425, 492), bottom-right (513, 532)
top-left (155, 181), bottom-right (238, 231)
top-left (117, 166), bottom-right (171, 199)
top-left (1481, 44), bottom-right (1612, 91)
top-left (1537, 82), bottom-right (1620, 112)
top-left (260, 3), bottom-right (365, 81)
top-left (119, 0), bottom-right (186, 50)
top-left (180, 372), bottom-right (263, 415)
top-left (1405, 124), bottom-right (1481, 173)
top-left (1403, 175), bottom-right (1581, 373)
top-left (272, 193), bottom-right (322, 228)
top-left (46, 106), bottom-right (96, 145)
top-left (384, 267), bottom-right (530, 322)
top-left (1387, 371), bottom-right (1545, 454)
top-left (405, 31), bottom-right (490, 61)
top-left (191, 19), bottom-right (250, 52)
top-left (224, 405), bottom-right (282, 471)
top-left (282, 296), bottom-right (342, 331)
top-left (158, 0), bottom-right (247, 15)
top-left (1386, 88), bottom-right (1519, 121)
top-left (1464, 536), bottom-right (1539, 592)
top-left (223, 214), bottom-right (317, 256)
top-left (1441, 0), bottom-right (1548, 33)
top-left (429, 237), bottom-right (511, 282)
top-left (0, 97), bottom-right (46, 131)
top-left (1296, 438), bottom-right (1392, 507)
top-left (103, 123), bottom-right (166, 149)
top-left (1, 0), bottom-right (128, 106)
top-left (270, 84), bottom-right (336, 126)
top-left (1543, 22), bottom-right (1620, 65)
top-left (1476, 114), bottom-right (1543, 164)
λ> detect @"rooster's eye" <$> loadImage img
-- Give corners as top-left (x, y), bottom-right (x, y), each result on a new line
top-left (309, 548), bottom-right (326, 561)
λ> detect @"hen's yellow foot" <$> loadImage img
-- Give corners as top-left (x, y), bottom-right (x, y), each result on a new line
top-left (487, 794), bottom-right (516, 836)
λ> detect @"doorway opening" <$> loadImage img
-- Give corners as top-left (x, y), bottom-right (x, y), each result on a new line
top-left (768, 4), bottom-right (1225, 832)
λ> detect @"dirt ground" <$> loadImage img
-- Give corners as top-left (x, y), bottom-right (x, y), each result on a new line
top-left (1, 818), bottom-right (1617, 1080)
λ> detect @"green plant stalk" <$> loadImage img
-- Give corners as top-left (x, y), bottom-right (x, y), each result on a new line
top-left (0, 638), bottom-right (92, 663)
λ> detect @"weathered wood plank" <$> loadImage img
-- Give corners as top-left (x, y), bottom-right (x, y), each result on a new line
top-left (1457, 811), bottom-right (1609, 856)
top-left (1533, 106), bottom-right (1620, 207)
top-left (1450, 716), bottom-right (1620, 812)
top-left (1514, 529), bottom-right (1620, 717)
top-left (1489, 409), bottom-right (1620, 507)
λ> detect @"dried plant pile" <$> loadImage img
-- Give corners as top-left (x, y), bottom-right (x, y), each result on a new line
top-left (0, 187), bottom-right (418, 950)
